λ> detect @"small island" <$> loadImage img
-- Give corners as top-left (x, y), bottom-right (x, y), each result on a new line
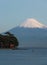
top-left (0, 32), bottom-right (19, 49)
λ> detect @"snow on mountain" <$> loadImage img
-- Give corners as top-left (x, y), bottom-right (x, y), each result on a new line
top-left (20, 18), bottom-right (47, 28)
top-left (9, 18), bottom-right (47, 48)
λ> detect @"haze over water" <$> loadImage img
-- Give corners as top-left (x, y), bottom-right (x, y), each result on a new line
top-left (0, 48), bottom-right (47, 65)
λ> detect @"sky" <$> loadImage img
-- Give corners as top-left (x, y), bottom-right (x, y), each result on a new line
top-left (0, 0), bottom-right (47, 33)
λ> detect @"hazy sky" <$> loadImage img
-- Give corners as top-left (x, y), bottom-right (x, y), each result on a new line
top-left (0, 0), bottom-right (47, 33)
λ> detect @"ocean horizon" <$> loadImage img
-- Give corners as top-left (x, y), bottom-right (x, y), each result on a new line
top-left (0, 47), bottom-right (47, 65)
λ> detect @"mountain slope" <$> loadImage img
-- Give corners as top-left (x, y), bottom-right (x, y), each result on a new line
top-left (9, 18), bottom-right (47, 47)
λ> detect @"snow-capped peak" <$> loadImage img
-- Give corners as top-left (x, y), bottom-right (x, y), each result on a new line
top-left (20, 18), bottom-right (47, 28)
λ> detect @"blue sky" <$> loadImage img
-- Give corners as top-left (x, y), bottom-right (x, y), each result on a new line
top-left (0, 0), bottom-right (47, 33)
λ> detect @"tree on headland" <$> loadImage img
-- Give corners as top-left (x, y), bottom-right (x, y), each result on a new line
top-left (5, 32), bottom-right (19, 47)
top-left (0, 32), bottom-right (19, 49)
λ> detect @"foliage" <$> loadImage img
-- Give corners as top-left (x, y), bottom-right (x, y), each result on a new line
top-left (0, 32), bottom-right (19, 48)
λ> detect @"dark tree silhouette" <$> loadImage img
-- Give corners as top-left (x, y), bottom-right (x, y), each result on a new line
top-left (0, 32), bottom-right (19, 49)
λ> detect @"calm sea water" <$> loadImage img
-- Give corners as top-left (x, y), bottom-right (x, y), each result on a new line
top-left (0, 48), bottom-right (47, 65)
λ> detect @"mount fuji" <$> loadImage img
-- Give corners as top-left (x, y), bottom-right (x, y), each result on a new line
top-left (8, 18), bottom-right (47, 47)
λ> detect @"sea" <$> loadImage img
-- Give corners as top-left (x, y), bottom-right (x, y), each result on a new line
top-left (0, 47), bottom-right (47, 65)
